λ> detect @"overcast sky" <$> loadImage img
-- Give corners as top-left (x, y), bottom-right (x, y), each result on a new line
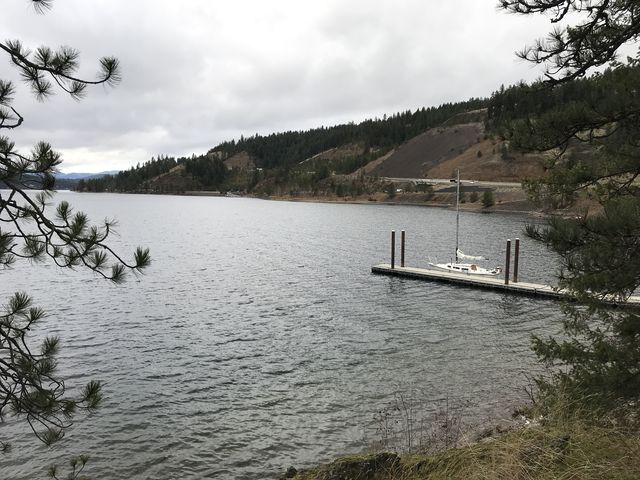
top-left (2, 0), bottom-right (557, 173)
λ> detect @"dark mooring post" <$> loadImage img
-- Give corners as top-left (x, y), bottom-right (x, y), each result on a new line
top-left (513, 238), bottom-right (520, 283)
top-left (504, 239), bottom-right (511, 285)
top-left (401, 230), bottom-right (405, 267)
top-left (391, 230), bottom-right (396, 269)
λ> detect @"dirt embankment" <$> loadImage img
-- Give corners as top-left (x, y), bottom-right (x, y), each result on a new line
top-left (370, 123), bottom-right (484, 178)
top-left (363, 122), bottom-right (547, 183)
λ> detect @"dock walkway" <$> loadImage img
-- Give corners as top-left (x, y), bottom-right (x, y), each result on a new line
top-left (371, 263), bottom-right (640, 306)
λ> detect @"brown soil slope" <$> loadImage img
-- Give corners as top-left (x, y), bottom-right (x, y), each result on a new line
top-left (369, 123), bottom-right (484, 178)
top-left (427, 139), bottom-right (546, 182)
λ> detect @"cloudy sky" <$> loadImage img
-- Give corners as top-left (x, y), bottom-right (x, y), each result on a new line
top-left (2, 0), bottom-right (557, 173)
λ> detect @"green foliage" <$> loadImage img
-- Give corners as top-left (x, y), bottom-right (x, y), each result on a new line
top-left (385, 183), bottom-right (396, 198)
top-left (184, 156), bottom-right (227, 189)
top-left (0, 189), bottom-right (150, 282)
top-left (527, 198), bottom-right (640, 298)
top-left (311, 164), bottom-right (330, 183)
top-left (532, 306), bottom-right (640, 401)
top-left (481, 189), bottom-right (494, 208)
top-left (75, 155), bottom-right (178, 193)
top-left (500, 0), bottom-right (640, 83)
top-left (210, 99), bottom-right (487, 170)
top-left (488, 65), bottom-right (640, 156)
top-left (498, 0), bottom-right (640, 405)
top-left (526, 197), bottom-right (640, 400)
top-left (0, 293), bottom-right (103, 447)
top-left (469, 191), bottom-right (479, 203)
top-left (414, 182), bottom-right (434, 195)
top-left (0, 0), bottom-right (150, 462)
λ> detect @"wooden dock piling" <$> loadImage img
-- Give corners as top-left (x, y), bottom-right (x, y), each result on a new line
top-left (504, 239), bottom-right (511, 286)
top-left (372, 231), bottom-right (640, 306)
top-left (391, 230), bottom-right (396, 269)
top-left (513, 238), bottom-right (520, 283)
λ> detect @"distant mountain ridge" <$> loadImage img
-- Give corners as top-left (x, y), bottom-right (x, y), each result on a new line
top-left (55, 171), bottom-right (119, 180)
top-left (0, 170), bottom-right (122, 190)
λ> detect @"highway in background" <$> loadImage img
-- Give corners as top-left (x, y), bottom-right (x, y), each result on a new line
top-left (381, 177), bottom-right (523, 188)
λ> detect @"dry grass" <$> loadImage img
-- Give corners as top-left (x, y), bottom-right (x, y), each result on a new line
top-left (287, 407), bottom-right (640, 480)
top-left (426, 140), bottom-right (547, 182)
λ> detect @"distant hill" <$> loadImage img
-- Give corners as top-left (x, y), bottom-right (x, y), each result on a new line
top-left (50, 171), bottom-right (120, 190)
top-left (74, 99), bottom-right (490, 193)
top-left (16, 64), bottom-right (630, 200)
top-left (73, 62), bottom-right (623, 198)
top-left (1, 170), bottom-right (122, 190)
top-left (72, 107), bottom-right (544, 196)
top-left (65, 65), bottom-right (630, 216)
top-left (55, 171), bottom-right (119, 180)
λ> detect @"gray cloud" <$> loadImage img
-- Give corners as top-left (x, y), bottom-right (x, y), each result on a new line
top-left (2, 0), bottom-right (556, 172)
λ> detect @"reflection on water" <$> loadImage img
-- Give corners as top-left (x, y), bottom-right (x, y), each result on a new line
top-left (0, 193), bottom-right (563, 479)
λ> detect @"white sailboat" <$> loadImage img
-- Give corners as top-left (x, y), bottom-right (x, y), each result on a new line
top-left (428, 170), bottom-right (502, 276)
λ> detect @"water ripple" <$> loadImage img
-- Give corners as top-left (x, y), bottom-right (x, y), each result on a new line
top-left (0, 194), bottom-right (563, 480)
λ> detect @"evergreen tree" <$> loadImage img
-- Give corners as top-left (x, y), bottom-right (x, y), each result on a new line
top-left (1, 0), bottom-right (150, 455)
top-left (481, 189), bottom-right (495, 208)
top-left (500, 0), bottom-right (640, 403)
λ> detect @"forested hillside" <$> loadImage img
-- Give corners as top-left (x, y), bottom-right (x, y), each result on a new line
top-left (75, 64), bottom-right (639, 199)
top-left (75, 99), bottom-right (486, 194)
top-left (210, 99), bottom-right (486, 169)
top-left (487, 65), bottom-right (640, 139)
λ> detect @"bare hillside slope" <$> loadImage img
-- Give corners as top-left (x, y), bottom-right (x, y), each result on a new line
top-left (369, 123), bottom-right (483, 178)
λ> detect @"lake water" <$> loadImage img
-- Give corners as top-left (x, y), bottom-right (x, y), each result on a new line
top-left (0, 193), bottom-right (564, 479)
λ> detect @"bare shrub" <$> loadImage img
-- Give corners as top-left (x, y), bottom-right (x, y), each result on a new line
top-left (372, 393), bottom-right (474, 454)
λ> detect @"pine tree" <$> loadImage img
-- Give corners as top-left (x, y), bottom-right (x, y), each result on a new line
top-left (1, 0), bottom-right (150, 455)
top-left (481, 189), bottom-right (494, 208)
top-left (500, 0), bottom-right (640, 404)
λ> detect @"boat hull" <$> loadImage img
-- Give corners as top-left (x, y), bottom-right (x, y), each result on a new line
top-left (428, 262), bottom-right (501, 276)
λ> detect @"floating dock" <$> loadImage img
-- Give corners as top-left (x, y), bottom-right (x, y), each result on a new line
top-left (376, 230), bottom-right (640, 307)
top-left (371, 263), bottom-right (640, 306)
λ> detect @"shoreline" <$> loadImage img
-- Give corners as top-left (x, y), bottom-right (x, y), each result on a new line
top-left (61, 187), bottom-right (586, 219)
top-left (245, 193), bottom-right (547, 217)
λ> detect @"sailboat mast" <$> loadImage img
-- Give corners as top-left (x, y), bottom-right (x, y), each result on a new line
top-left (455, 169), bottom-right (460, 262)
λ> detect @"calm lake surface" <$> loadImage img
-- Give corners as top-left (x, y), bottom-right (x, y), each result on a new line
top-left (1, 193), bottom-right (564, 479)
